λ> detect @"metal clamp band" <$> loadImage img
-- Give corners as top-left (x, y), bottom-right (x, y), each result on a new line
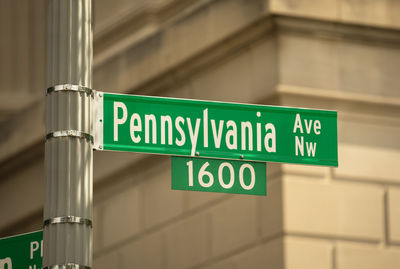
top-left (46, 130), bottom-right (93, 144)
top-left (43, 263), bottom-right (91, 269)
top-left (46, 84), bottom-right (93, 97)
top-left (44, 216), bottom-right (92, 228)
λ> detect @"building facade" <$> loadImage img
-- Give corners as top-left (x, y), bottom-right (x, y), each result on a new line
top-left (1, 0), bottom-right (400, 268)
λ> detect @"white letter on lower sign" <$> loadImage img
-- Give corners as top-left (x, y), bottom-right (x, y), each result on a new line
top-left (0, 257), bottom-right (12, 269)
top-left (30, 241), bottom-right (39, 259)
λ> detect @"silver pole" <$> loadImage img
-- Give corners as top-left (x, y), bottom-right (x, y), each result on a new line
top-left (44, 0), bottom-right (93, 268)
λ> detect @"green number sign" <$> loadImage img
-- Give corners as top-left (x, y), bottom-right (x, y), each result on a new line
top-left (172, 157), bottom-right (266, 195)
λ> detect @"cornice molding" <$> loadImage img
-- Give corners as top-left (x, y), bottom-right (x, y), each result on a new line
top-left (275, 15), bottom-right (400, 48)
top-left (94, 0), bottom-right (214, 67)
top-left (277, 84), bottom-right (400, 123)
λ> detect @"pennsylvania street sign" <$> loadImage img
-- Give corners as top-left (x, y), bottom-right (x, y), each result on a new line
top-left (94, 92), bottom-right (338, 166)
top-left (172, 156), bottom-right (266, 195)
top-left (0, 230), bottom-right (42, 269)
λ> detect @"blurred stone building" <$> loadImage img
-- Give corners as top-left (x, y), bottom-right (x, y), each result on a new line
top-left (1, 0), bottom-right (400, 268)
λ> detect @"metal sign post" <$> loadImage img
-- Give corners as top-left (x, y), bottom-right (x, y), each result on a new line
top-left (44, 1), bottom-right (93, 268)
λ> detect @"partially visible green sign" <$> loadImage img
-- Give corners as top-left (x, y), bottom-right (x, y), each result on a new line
top-left (98, 92), bottom-right (338, 166)
top-left (172, 156), bottom-right (266, 195)
top-left (0, 230), bottom-right (42, 269)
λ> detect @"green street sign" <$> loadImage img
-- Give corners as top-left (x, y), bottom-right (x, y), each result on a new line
top-left (172, 156), bottom-right (266, 195)
top-left (0, 230), bottom-right (42, 269)
top-left (95, 92), bottom-right (338, 166)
